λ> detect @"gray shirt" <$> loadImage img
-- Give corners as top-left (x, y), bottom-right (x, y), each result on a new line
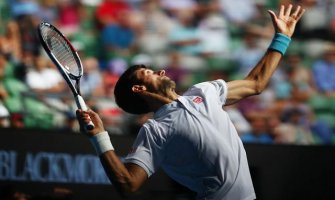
top-left (125, 80), bottom-right (256, 200)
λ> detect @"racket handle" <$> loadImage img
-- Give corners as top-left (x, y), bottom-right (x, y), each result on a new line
top-left (86, 121), bottom-right (95, 131)
top-left (75, 95), bottom-right (95, 130)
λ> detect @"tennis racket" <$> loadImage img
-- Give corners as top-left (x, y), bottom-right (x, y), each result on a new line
top-left (37, 22), bottom-right (94, 130)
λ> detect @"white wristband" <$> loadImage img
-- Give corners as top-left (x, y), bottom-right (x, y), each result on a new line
top-left (89, 131), bottom-right (114, 155)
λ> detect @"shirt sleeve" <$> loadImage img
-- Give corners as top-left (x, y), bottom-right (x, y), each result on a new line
top-left (209, 79), bottom-right (228, 105)
top-left (190, 79), bottom-right (228, 106)
top-left (124, 123), bottom-right (166, 177)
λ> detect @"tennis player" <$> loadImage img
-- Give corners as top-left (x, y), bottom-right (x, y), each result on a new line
top-left (77, 4), bottom-right (304, 200)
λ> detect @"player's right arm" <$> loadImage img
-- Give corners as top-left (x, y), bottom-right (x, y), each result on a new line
top-left (225, 4), bottom-right (305, 106)
top-left (76, 109), bottom-right (148, 197)
top-left (225, 50), bottom-right (282, 105)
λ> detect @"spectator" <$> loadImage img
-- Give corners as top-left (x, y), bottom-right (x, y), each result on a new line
top-left (225, 104), bottom-right (252, 136)
top-left (102, 58), bottom-right (127, 97)
top-left (100, 9), bottom-right (136, 60)
top-left (25, 55), bottom-right (65, 93)
top-left (283, 50), bottom-right (316, 102)
top-left (168, 8), bottom-right (205, 70)
top-left (218, 0), bottom-right (259, 25)
top-left (56, 0), bottom-right (82, 35)
top-left (9, 0), bottom-right (39, 18)
top-left (0, 61), bottom-right (9, 101)
top-left (308, 110), bottom-right (333, 144)
top-left (159, 0), bottom-right (197, 16)
top-left (241, 112), bottom-right (273, 144)
top-left (233, 28), bottom-right (265, 77)
top-left (0, 72), bottom-right (10, 128)
top-left (95, 0), bottom-right (131, 28)
top-left (131, 53), bottom-right (153, 67)
top-left (197, 3), bottom-right (231, 58)
top-left (237, 95), bottom-right (265, 116)
top-left (63, 110), bottom-right (80, 132)
top-left (10, 112), bottom-right (25, 128)
top-left (295, 0), bottom-right (333, 41)
top-left (0, 51), bottom-right (28, 114)
top-left (38, 0), bottom-right (58, 24)
top-left (0, 21), bottom-right (22, 62)
top-left (0, 103), bottom-right (10, 128)
top-left (312, 42), bottom-right (335, 97)
top-left (17, 15), bottom-right (40, 56)
top-left (24, 55), bottom-right (69, 126)
top-left (136, 0), bottom-right (175, 63)
top-left (80, 57), bottom-right (104, 96)
top-left (273, 106), bottom-right (316, 145)
top-left (0, 64), bottom-right (9, 128)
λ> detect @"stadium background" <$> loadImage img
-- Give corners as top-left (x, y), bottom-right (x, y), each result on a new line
top-left (0, 0), bottom-right (335, 199)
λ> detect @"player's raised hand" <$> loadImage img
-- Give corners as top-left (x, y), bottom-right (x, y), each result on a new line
top-left (76, 109), bottom-right (105, 136)
top-left (268, 4), bottom-right (305, 37)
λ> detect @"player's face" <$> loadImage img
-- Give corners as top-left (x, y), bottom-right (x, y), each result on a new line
top-left (135, 68), bottom-right (176, 95)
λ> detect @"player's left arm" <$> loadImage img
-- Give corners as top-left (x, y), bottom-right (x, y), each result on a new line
top-left (225, 4), bottom-right (305, 105)
top-left (76, 109), bottom-right (148, 197)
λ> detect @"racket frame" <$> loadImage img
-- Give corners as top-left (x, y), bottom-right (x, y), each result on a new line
top-left (38, 22), bottom-right (82, 96)
top-left (37, 22), bottom-right (94, 130)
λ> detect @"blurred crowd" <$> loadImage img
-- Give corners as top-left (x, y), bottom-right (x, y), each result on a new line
top-left (0, 0), bottom-right (335, 145)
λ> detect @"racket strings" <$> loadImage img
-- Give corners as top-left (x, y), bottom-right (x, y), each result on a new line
top-left (40, 26), bottom-right (81, 77)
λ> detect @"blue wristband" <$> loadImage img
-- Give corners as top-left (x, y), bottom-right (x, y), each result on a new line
top-left (268, 33), bottom-right (291, 55)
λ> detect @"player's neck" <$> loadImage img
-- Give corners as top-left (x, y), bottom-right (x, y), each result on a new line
top-left (142, 90), bottom-right (179, 112)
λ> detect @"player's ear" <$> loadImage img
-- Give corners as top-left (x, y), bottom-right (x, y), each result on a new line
top-left (132, 85), bottom-right (147, 93)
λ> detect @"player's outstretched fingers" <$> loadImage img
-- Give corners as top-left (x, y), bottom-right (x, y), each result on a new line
top-left (285, 4), bottom-right (293, 17)
top-left (296, 6), bottom-right (305, 21)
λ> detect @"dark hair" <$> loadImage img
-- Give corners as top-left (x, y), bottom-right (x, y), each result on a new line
top-left (114, 64), bottom-right (151, 114)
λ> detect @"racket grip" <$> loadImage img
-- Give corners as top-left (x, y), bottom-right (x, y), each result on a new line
top-left (75, 95), bottom-right (95, 130)
top-left (86, 121), bottom-right (95, 131)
